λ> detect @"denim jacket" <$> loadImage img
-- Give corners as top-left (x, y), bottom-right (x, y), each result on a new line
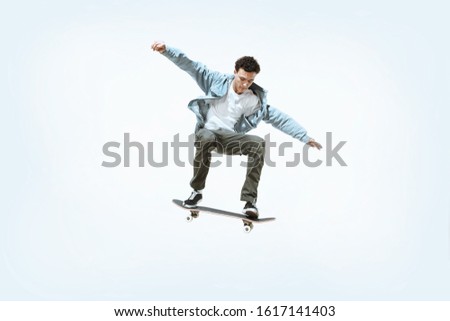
top-left (162, 46), bottom-right (311, 143)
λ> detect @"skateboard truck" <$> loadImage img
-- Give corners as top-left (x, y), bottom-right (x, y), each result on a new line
top-left (186, 210), bottom-right (199, 222)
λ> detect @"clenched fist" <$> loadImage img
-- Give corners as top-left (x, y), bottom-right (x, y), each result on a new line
top-left (151, 41), bottom-right (166, 53)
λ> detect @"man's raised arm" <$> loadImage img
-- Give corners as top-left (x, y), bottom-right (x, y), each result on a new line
top-left (151, 41), bottom-right (223, 94)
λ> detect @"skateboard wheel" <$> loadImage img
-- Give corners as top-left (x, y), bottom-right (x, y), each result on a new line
top-left (186, 215), bottom-right (194, 222)
top-left (243, 222), bottom-right (253, 233)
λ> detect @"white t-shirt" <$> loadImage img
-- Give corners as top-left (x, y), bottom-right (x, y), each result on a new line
top-left (204, 83), bottom-right (260, 131)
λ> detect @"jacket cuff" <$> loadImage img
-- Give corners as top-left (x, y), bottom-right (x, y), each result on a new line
top-left (161, 46), bottom-right (177, 58)
top-left (300, 135), bottom-right (311, 144)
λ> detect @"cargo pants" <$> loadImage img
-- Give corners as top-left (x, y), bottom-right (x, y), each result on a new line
top-left (190, 128), bottom-right (265, 203)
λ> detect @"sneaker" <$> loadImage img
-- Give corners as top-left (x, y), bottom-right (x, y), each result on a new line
top-left (183, 190), bottom-right (203, 208)
top-left (242, 201), bottom-right (259, 219)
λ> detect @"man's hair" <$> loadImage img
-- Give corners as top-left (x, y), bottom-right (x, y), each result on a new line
top-left (235, 56), bottom-right (260, 74)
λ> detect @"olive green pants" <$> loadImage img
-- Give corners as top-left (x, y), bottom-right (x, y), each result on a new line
top-left (190, 128), bottom-right (265, 203)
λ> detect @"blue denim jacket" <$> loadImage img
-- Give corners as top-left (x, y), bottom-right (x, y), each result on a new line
top-left (162, 46), bottom-right (311, 143)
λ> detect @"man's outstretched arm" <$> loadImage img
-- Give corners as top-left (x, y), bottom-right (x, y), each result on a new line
top-left (264, 105), bottom-right (322, 150)
top-left (151, 41), bottom-right (223, 94)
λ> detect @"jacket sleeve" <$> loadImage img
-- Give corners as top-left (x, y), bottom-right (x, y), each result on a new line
top-left (263, 105), bottom-right (311, 143)
top-left (161, 46), bottom-right (222, 94)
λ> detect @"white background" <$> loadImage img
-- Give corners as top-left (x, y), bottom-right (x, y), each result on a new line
top-left (1, 0), bottom-right (449, 300)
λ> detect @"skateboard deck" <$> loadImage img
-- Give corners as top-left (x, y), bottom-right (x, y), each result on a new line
top-left (172, 199), bottom-right (275, 233)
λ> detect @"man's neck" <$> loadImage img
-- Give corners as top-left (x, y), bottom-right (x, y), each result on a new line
top-left (231, 79), bottom-right (244, 95)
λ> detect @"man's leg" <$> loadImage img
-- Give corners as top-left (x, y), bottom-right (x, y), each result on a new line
top-left (217, 130), bottom-right (265, 204)
top-left (190, 128), bottom-right (217, 191)
top-left (240, 136), bottom-right (265, 204)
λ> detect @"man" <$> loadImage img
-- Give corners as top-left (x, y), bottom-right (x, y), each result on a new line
top-left (151, 41), bottom-right (322, 218)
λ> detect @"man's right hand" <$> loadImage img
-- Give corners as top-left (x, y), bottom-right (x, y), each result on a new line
top-left (307, 138), bottom-right (322, 150)
top-left (151, 41), bottom-right (166, 53)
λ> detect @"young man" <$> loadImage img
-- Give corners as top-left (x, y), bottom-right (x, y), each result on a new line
top-left (151, 41), bottom-right (322, 218)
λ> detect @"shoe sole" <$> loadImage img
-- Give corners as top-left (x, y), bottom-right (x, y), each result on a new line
top-left (242, 208), bottom-right (259, 220)
top-left (183, 199), bottom-right (202, 208)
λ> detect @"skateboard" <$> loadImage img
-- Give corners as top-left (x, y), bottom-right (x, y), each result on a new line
top-left (172, 199), bottom-right (276, 233)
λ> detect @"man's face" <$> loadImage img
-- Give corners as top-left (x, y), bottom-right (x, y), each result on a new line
top-left (233, 68), bottom-right (257, 94)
